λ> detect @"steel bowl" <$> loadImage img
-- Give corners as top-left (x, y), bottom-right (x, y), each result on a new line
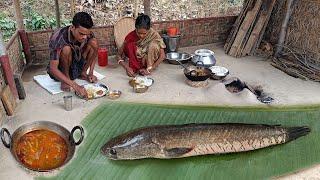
top-left (166, 52), bottom-right (191, 65)
top-left (107, 90), bottom-right (122, 100)
top-left (133, 84), bottom-right (148, 93)
top-left (209, 66), bottom-right (229, 80)
top-left (0, 121), bottom-right (84, 172)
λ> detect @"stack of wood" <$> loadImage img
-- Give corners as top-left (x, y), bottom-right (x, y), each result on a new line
top-left (272, 52), bottom-right (320, 82)
top-left (224, 0), bottom-right (276, 57)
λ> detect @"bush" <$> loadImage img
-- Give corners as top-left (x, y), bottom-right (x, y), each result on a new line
top-left (0, 13), bottom-right (16, 40)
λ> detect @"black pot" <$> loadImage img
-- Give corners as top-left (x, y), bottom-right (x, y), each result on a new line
top-left (183, 66), bottom-right (212, 81)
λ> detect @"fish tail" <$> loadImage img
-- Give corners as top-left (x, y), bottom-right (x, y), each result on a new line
top-left (286, 126), bottom-right (311, 142)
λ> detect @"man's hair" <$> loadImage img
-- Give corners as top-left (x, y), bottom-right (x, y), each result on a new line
top-left (135, 14), bottom-right (151, 30)
top-left (72, 12), bottom-right (93, 29)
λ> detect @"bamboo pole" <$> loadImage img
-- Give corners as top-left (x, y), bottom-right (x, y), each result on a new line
top-left (54, 0), bottom-right (61, 28)
top-left (134, 0), bottom-right (139, 18)
top-left (143, 0), bottom-right (151, 16)
top-left (71, 0), bottom-right (76, 18)
top-left (0, 31), bottom-right (6, 56)
top-left (275, 0), bottom-right (297, 57)
top-left (12, 0), bottom-right (24, 30)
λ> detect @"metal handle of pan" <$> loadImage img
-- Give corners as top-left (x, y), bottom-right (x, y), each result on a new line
top-left (0, 128), bottom-right (12, 148)
top-left (70, 126), bottom-right (84, 146)
top-left (176, 59), bottom-right (188, 70)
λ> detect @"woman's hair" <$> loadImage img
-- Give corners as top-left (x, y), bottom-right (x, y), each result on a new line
top-left (72, 12), bottom-right (94, 29)
top-left (135, 14), bottom-right (151, 30)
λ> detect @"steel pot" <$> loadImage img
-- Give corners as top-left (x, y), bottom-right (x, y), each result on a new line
top-left (191, 49), bottom-right (216, 67)
top-left (0, 121), bottom-right (84, 172)
top-left (166, 52), bottom-right (191, 65)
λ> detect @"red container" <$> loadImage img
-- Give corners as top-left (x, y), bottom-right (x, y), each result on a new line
top-left (167, 27), bottom-right (178, 37)
top-left (98, 48), bottom-right (108, 67)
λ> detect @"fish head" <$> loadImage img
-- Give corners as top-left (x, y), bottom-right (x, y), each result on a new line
top-left (101, 131), bottom-right (160, 160)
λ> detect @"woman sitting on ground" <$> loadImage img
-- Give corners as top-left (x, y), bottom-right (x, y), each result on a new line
top-left (117, 14), bottom-right (166, 77)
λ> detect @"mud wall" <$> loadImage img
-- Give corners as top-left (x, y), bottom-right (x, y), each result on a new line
top-left (27, 16), bottom-right (237, 65)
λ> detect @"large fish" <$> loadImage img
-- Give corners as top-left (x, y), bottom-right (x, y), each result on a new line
top-left (101, 123), bottom-right (310, 160)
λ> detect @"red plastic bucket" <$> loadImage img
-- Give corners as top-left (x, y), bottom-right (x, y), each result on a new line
top-left (98, 48), bottom-right (108, 67)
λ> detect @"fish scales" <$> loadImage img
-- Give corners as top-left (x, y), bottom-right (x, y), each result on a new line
top-left (154, 124), bottom-right (285, 156)
top-left (101, 123), bottom-right (310, 160)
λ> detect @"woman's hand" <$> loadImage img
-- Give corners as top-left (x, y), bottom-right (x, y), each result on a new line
top-left (125, 66), bottom-right (136, 77)
top-left (138, 69), bottom-right (151, 76)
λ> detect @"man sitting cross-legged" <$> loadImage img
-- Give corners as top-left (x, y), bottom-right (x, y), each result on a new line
top-left (48, 12), bottom-right (99, 98)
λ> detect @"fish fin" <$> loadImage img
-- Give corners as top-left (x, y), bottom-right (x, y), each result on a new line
top-left (164, 147), bottom-right (193, 157)
top-left (286, 126), bottom-right (311, 142)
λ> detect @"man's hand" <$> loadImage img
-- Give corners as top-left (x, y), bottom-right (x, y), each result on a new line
top-left (73, 84), bottom-right (88, 99)
top-left (87, 74), bottom-right (98, 83)
top-left (125, 67), bottom-right (136, 77)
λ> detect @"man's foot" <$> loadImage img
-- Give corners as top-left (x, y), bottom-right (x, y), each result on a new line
top-left (61, 82), bottom-right (71, 91)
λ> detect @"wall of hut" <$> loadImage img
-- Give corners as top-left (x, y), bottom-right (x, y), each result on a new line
top-left (265, 0), bottom-right (320, 65)
top-left (27, 16), bottom-right (236, 65)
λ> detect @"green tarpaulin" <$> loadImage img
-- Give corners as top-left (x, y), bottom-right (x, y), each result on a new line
top-left (39, 102), bottom-right (320, 180)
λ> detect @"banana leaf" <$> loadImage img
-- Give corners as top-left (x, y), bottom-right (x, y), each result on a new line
top-left (38, 102), bottom-right (320, 180)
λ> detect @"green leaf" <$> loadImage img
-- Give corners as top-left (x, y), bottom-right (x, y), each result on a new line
top-left (37, 102), bottom-right (320, 180)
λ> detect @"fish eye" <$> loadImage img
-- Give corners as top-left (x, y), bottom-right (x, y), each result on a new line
top-left (109, 148), bottom-right (117, 155)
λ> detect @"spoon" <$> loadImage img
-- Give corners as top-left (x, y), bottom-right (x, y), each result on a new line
top-left (176, 60), bottom-right (188, 70)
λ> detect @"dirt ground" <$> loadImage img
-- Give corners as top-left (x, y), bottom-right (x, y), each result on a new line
top-left (1, 43), bottom-right (320, 179)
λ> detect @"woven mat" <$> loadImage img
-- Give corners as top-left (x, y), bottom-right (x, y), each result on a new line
top-left (38, 102), bottom-right (320, 180)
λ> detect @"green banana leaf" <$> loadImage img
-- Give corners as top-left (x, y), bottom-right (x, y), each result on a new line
top-left (38, 102), bottom-right (320, 180)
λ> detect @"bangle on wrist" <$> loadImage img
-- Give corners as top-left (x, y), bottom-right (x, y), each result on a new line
top-left (118, 59), bottom-right (124, 64)
top-left (147, 66), bottom-right (153, 71)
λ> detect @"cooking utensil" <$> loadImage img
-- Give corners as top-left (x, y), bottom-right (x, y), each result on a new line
top-left (133, 84), bottom-right (149, 93)
top-left (191, 49), bottom-right (216, 67)
top-left (183, 65), bottom-right (212, 81)
top-left (175, 58), bottom-right (189, 70)
top-left (209, 66), bottom-right (229, 80)
top-left (107, 90), bottom-right (122, 100)
top-left (162, 34), bottom-right (181, 53)
top-left (166, 52), bottom-right (191, 65)
top-left (129, 77), bottom-right (154, 87)
top-left (0, 121), bottom-right (84, 172)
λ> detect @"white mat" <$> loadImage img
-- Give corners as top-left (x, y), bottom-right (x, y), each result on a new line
top-left (33, 71), bottom-right (106, 94)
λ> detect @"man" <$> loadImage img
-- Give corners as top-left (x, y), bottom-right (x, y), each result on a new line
top-left (117, 14), bottom-right (166, 77)
top-left (48, 12), bottom-right (99, 98)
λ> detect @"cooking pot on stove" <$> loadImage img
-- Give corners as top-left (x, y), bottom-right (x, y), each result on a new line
top-left (191, 49), bottom-right (216, 67)
top-left (0, 121), bottom-right (84, 172)
top-left (183, 64), bottom-right (212, 81)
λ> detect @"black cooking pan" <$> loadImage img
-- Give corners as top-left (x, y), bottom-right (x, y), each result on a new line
top-left (183, 65), bottom-right (212, 81)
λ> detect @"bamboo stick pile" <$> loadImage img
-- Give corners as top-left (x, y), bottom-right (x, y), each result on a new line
top-left (224, 0), bottom-right (276, 57)
top-left (271, 47), bottom-right (320, 82)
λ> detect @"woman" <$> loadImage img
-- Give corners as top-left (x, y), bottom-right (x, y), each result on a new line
top-left (117, 14), bottom-right (166, 77)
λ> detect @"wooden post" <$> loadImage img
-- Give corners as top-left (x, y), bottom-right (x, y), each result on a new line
top-left (0, 31), bottom-right (5, 56)
top-left (134, 0), bottom-right (139, 18)
top-left (275, 0), bottom-right (297, 57)
top-left (54, 0), bottom-right (61, 28)
top-left (0, 31), bottom-right (19, 99)
top-left (143, 0), bottom-right (151, 16)
top-left (71, 0), bottom-right (76, 18)
top-left (12, 0), bottom-right (24, 30)
top-left (18, 30), bottom-right (32, 65)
